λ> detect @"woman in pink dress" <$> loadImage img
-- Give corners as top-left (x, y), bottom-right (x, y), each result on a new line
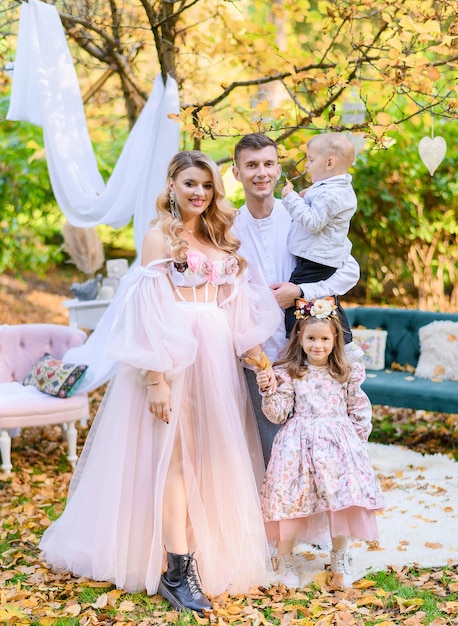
top-left (40, 151), bottom-right (280, 615)
top-left (256, 297), bottom-right (384, 589)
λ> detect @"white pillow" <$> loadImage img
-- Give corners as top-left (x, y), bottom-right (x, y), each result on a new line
top-left (415, 321), bottom-right (458, 380)
top-left (352, 329), bottom-right (387, 370)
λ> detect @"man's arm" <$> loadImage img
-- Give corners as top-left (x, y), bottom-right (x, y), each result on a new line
top-left (270, 255), bottom-right (360, 309)
top-left (301, 254), bottom-right (359, 299)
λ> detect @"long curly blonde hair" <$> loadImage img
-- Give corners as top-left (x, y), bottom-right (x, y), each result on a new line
top-left (152, 150), bottom-right (246, 273)
top-left (276, 316), bottom-right (352, 383)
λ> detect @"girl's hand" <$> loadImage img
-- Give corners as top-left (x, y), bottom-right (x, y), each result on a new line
top-left (256, 368), bottom-right (277, 395)
top-left (281, 179), bottom-right (294, 198)
top-left (147, 381), bottom-right (171, 423)
top-left (265, 367), bottom-right (277, 394)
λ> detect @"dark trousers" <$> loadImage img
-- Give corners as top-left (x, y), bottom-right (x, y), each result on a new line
top-left (244, 368), bottom-right (280, 467)
top-left (285, 257), bottom-right (353, 343)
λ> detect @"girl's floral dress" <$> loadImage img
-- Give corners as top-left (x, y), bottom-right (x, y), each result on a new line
top-left (260, 362), bottom-right (384, 544)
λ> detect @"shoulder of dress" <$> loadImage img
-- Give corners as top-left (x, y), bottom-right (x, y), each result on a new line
top-left (142, 258), bottom-right (172, 270)
top-left (141, 260), bottom-right (172, 275)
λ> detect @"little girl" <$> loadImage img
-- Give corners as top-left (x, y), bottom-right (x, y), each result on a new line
top-left (256, 297), bottom-right (384, 589)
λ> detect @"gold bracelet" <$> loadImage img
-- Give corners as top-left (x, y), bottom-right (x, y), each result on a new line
top-left (146, 380), bottom-right (165, 387)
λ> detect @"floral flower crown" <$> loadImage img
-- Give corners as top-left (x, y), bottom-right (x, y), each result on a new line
top-left (294, 297), bottom-right (337, 321)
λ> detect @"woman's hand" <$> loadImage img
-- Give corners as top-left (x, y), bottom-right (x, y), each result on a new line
top-left (147, 381), bottom-right (171, 423)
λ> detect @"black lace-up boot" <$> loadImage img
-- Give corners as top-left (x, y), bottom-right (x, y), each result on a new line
top-left (158, 552), bottom-right (212, 616)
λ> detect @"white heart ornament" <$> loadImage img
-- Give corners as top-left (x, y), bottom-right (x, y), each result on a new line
top-left (418, 136), bottom-right (447, 176)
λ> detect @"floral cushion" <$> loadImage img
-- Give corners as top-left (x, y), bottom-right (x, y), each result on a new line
top-left (351, 328), bottom-right (387, 371)
top-left (23, 353), bottom-right (88, 398)
top-left (415, 321), bottom-right (458, 381)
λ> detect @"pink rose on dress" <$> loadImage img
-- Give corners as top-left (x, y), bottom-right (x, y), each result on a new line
top-left (202, 258), bottom-right (219, 282)
top-left (187, 252), bottom-right (203, 274)
top-left (225, 256), bottom-right (239, 275)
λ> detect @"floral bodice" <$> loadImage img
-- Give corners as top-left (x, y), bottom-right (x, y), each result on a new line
top-left (169, 250), bottom-right (239, 287)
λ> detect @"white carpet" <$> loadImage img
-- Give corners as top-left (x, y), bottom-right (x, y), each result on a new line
top-left (291, 443), bottom-right (458, 585)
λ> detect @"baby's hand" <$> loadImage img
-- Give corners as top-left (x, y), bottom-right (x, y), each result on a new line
top-left (281, 179), bottom-right (294, 198)
top-left (256, 368), bottom-right (277, 395)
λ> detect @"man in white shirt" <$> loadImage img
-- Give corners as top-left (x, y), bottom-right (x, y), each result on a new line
top-left (232, 133), bottom-right (361, 465)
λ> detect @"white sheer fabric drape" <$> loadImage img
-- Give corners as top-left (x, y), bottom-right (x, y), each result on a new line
top-left (7, 0), bottom-right (181, 390)
top-left (7, 0), bottom-right (180, 254)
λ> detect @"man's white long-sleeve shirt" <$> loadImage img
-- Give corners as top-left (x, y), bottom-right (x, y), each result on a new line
top-left (233, 199), bottom-right (360, 362)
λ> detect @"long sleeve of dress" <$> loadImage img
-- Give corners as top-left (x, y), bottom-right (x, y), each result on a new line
top-left (261, 367), bottom-right (295, 425)
top-left (346, 362), bottom-right (373, 441)
top-left (219, 272), bottom-right (283, 357)
top-left (106, 261), bottom-right (198, 376)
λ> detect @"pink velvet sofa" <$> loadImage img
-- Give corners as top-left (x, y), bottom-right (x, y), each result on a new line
top-left (0, 323), bottom-right (89, 473)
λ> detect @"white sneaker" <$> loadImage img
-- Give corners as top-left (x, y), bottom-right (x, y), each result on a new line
top-left (344, 341), bottom-right (365, 362)
top-left (330, 549), bottom-right (353, 587)
top-left (272, 552), bottom-right (301, 588)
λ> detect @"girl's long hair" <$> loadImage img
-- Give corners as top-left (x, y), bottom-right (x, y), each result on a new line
top-left (152, 150), bottom-right (246, 274)
top-left (275, 315), bottom-right (352, 383)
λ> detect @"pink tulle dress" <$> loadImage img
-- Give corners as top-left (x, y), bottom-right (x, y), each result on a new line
top-left (39, 249), bottom-right (281, 597)
top-left (260, 362), bottom-right (384, 545)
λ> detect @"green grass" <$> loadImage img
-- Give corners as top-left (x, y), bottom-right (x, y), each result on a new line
top-left (7, 572), bottom-right (29, 585)
top-left (30, 617), bottom-right (80, 626)
top-left (76, 586), bottom-right (115, 604)
top-left (11, 494), bottom-right (30, 505)
top-left (370, 409), bottom-right (458, 461)
top-left (365, 568), bottom-right (453, 624)
top-left (370, 415), bottom-right (416, 440)
top-left (41, 503), bottom-right (61, 522)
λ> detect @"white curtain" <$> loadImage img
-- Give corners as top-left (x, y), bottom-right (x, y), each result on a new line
top-left (7, 0), bottom-right (180, 254)
top-left (7, 0), bottom-right (181, 390)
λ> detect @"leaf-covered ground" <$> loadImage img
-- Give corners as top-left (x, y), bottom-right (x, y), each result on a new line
top-left (1, 423), bottom-right (458, 626)
top-left (1, 270), bottom-right (458, 625)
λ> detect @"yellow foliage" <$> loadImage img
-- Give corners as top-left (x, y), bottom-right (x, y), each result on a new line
top-left (0, 605), bottom-right (27, 620)
top-left (394, 596), bottom-right (424, 610)
top-left (312, 117), bottom-right (329, 130)
top-left (255, 99), bottom-right (271, 113)
top-left (353, 578), bottom-right (377, 589)
top-left (377, 112), bottom-right (392, 125)
top-left (426, 66), bottom-right (442, 81)
top-left (356, 594), bottom-right (386, 607)
top-left (370, 125), bottom-right (387, 138)
top-left (423, 19), bottom-right (442, 34)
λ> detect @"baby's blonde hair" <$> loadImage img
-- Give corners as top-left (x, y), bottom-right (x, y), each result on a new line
top-left (308, 133), bottom-right (354, 170)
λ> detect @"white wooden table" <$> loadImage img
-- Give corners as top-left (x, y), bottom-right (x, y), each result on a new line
top-left (63, 299), bottom-right (111, 330)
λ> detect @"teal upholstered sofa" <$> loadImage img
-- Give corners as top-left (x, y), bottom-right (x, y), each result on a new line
top-left (346, 307), bottom-right (458, 414)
